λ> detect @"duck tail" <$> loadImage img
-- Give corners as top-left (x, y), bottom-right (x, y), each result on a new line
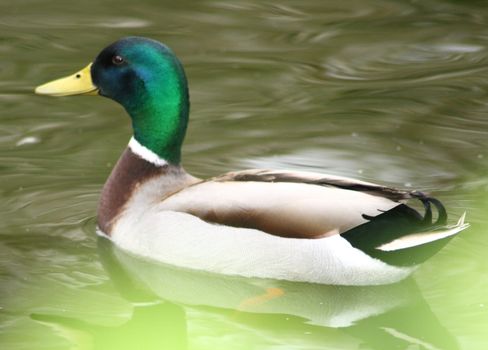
top-left (341, 196), bottom-right (469, 267)
top-left (374, 211), bottom-right (468, 266)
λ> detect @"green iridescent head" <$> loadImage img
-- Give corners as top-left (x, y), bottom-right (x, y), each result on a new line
top-left (36, 37), bottom-right (190, 165)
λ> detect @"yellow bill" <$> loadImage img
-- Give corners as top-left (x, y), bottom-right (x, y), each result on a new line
top-left (35, 63), bottom-right (98, 96)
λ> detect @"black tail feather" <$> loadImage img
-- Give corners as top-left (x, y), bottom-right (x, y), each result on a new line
top-left (341, 197), bottom-right (454, 267)
top-left (427, 197), bottom-right (447, 226)
top-left (420, 197), bottom-right (433, 226)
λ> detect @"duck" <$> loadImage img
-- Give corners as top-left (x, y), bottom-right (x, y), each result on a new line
top-left (35, 37), bottom-right (468, 286)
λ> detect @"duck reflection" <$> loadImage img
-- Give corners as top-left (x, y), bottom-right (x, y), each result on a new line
top-left (31, 236), bottom-right (459, 350)
top-left (32, 302), bottom-right (186, 350)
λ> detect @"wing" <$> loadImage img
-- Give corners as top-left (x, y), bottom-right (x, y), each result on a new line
top-left (159, 169), bottom-right (425, 238)
top-left (213, 169), bottom-right (424, 201)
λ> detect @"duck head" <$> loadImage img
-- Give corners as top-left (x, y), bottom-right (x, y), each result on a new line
top-left (36, 37), bottom-right (189, 165)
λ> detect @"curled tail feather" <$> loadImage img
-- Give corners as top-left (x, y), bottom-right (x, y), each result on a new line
top-left (342, 197), bottom-right (468, 267)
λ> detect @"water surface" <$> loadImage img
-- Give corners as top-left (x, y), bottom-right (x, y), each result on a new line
top-left (1, 0), bottom-right (488, 349)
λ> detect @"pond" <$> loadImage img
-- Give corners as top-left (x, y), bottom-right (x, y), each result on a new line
top-left (1, 0), bottom-right (487, 349)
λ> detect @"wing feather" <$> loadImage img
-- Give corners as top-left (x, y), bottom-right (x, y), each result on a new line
top-left (158, 168), bottom-right (463, 266)
top-left (160, 169), bottom-right (404, 238)
top-left (214, 169), bottom-right (425, 201)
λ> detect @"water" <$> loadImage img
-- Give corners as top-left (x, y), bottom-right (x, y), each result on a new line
top-left (1, 0), bottom-right (488, 348)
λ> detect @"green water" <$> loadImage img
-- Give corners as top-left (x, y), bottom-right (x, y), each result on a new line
top-left (1, 0), bottom-right (488, 348)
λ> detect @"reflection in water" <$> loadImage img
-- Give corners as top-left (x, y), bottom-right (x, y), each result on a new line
top-left (31, 237), bottom-right (458, 349)
top-left (2, 0), bottom-right (488, 348)
top-left (32, 303), bottom-right (186, 350)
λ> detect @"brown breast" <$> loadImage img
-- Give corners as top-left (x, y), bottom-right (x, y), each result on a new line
top-left (97, 148), bottom-right (168, 235)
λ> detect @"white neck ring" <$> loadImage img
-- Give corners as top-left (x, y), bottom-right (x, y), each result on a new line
top-left (128, 137), bottom-right (168, 167)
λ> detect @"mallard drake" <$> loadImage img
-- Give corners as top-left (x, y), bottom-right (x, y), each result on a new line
top-left (35, 37), bottom-right (468, 286)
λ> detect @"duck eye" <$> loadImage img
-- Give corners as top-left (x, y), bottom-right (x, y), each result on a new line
top-left (112, 55), bottom-right (124, 65)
